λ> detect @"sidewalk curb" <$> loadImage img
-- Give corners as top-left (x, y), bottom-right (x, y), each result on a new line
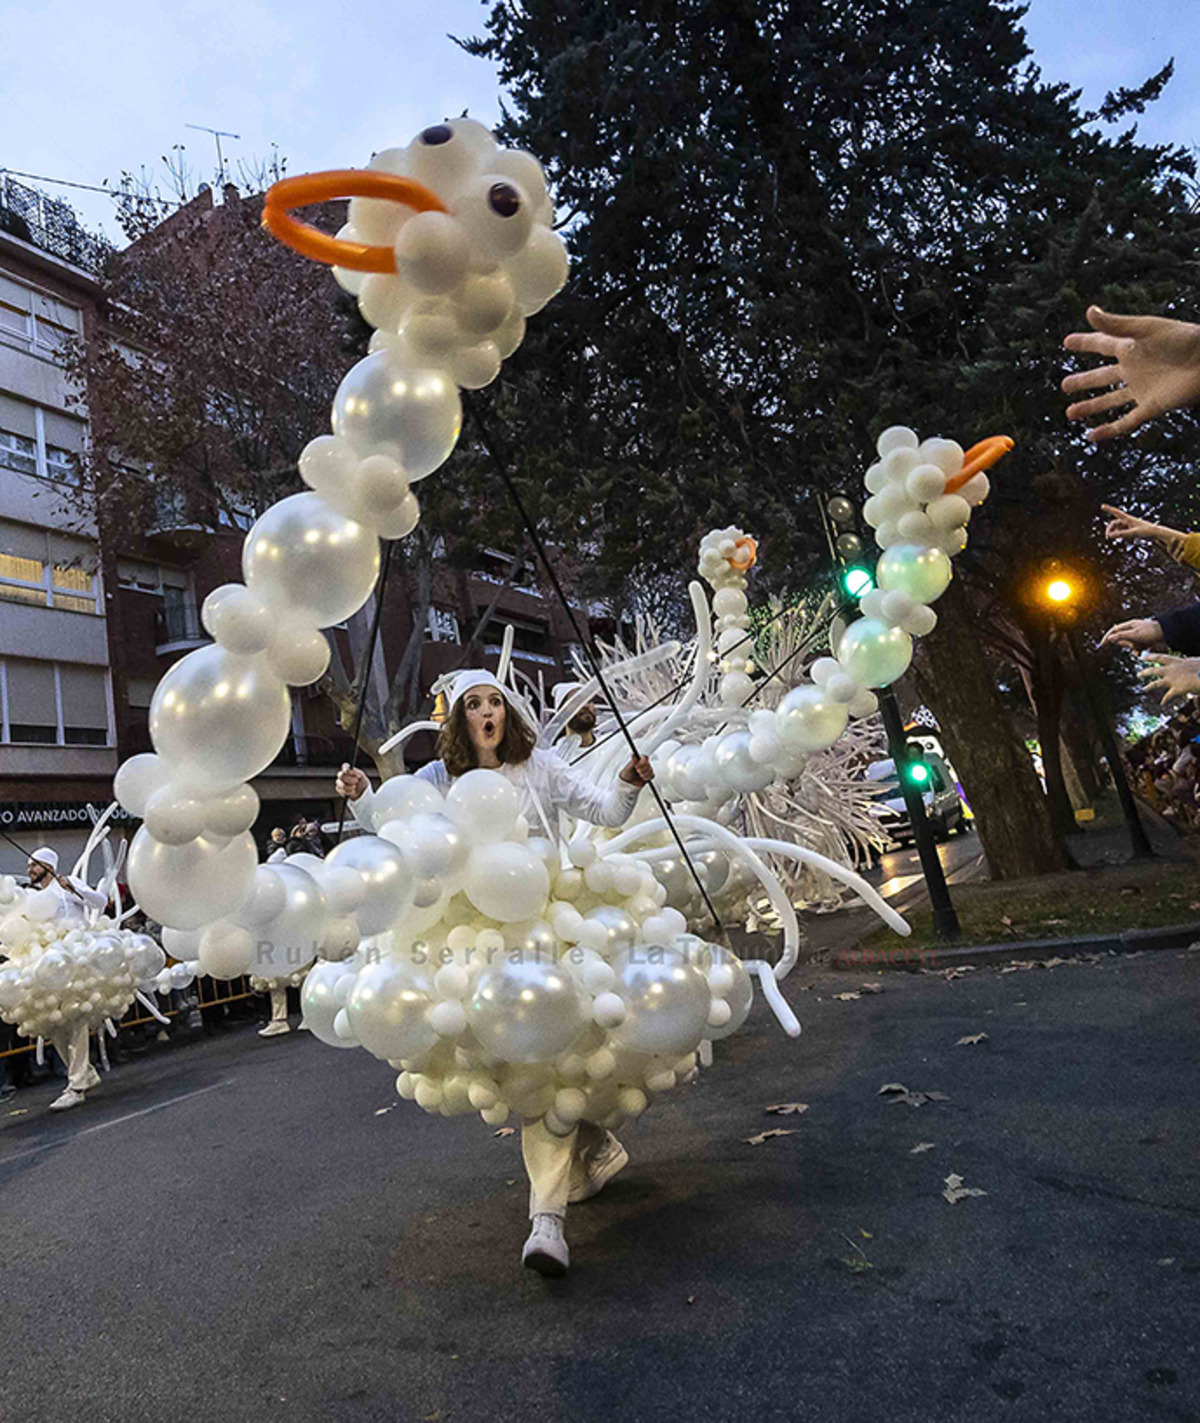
top-left (831, 921), bottom-right (1200, 972)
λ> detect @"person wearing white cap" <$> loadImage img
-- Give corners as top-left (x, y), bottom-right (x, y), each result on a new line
top-left (551, 681), bottom-right (599, 764)
top-left (25, 847), bottom-right (107, 1112)
top-left (335, 668), bottom-right (653, 1275)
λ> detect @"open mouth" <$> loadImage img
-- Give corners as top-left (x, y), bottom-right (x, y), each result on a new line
top-left (483, 720), bottom-right (497, 738)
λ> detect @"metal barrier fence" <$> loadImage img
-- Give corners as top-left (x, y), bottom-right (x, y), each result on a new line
top-left (0, 975), bottom-right (265, 1060)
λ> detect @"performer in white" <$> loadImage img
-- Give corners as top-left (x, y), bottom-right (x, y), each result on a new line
top-left (337, 668), bottom-right (652, 1275)
top-left (26, 848), bottom-right (108, 1112)
top-left (551, 682), bottom-right (599, 763)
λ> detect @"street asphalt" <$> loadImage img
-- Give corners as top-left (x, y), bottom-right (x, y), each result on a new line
top-left (1, 944), bottom-right (1197, 1423)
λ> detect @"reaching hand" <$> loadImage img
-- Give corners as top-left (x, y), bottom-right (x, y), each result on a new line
top-left (1063, 307), bottom-right (1200, 441)
top-left (1100, 618), bottom-right (1164, 651)
top-left (1138, 652), bottom-right (1200, 708)
top-left (336, 763), bottom-right (369, 801)
top-left (1099, 505), bottom-right (1184, 557)
top-left (620, 755), bottom-right (655, 787)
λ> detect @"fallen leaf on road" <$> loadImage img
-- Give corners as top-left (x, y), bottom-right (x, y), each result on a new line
top-left (1039, 957), bottom-right (1066, 970)
top-left (686, 1295), bottom-right (696, 1305)
top-left (745, 1128), bottom-right (797, 1146)
top-left (373, 1106), bottom-right (395, 1116)
top-left (834, 991), bottom-right (861, 1001)
top-left (7, 1108), bottom-right (28, 1116)
top-left (1000, 961), bottom-right (1036, 974)
top-left (879, 1082), bottom-right (948, 1108)
top-left (943, 1172), bottom-right (987, 1204)
top-left (911, 1142), bottom-right (936, 1153)
top-left (765, 1102), bottom-right (809, 1115)
top-left (860, 1228), bottom-right (873, 1238)
top-left (956, 1033), bottom-right (988, 1046)
top-left (859, 982), bottom-right (884, 994)
top-left (1157, 1258), bottom-right (1176, 1267)
top-left (493, 1127), bottom-right (516, 1138)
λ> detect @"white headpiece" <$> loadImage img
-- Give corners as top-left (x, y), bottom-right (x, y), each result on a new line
top-left (552, 681), bottom-right (583, 709)
top-left (441, 669), bottom-right (538, 735)
top-left (31, 846), bottom-right (58, 872)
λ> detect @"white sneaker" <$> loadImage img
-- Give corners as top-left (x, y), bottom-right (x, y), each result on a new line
top-left (49, 1088), bottom-right (85, 1111)
top-left (522, 1213), bottom-right (569, 1276)
top-left (258, 1021), bottom-right (291, 1037)
top-left (569, 1132), bottom-right (628, 1203)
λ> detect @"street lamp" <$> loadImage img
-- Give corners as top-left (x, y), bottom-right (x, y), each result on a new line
top-left (1045, 578), bottom-right (1074, 605)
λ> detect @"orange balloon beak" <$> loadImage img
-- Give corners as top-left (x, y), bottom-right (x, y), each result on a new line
top-left (261, 170), bottom-right (449, 272)
top-left (727, 536), bottom-right (758, 571)
top-left (944, 436), bottom-right (1014, 495)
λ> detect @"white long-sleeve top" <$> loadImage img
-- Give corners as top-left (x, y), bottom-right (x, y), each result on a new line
top-left (42, 875), bottom-right (107, 920)
top-left (351, 748), bottom-right (642, 839)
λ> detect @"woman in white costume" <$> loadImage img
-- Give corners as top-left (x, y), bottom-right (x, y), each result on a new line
top-left (337, 668), bottom-right (654, 1275)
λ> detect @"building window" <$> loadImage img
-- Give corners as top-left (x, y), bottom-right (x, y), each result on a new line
top-left (0, 429), bottom-right (37, 477)
top-left (424, 606), bottom-right (461, 643)
top-left (126, 677), bottom-right (157, 709)
top-left (0, 520), bottom-right (99, 614)
top-left (0, 657), bottom-right (111, 747)
top-left (117, 559), bottom-right (190, 595)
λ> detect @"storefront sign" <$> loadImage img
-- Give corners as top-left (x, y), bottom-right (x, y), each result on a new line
top-left (0, 802), bottom-right (134, 830)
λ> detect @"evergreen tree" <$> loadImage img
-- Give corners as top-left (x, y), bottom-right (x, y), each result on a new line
top-left (463, 0), bottom-right (1200, 877)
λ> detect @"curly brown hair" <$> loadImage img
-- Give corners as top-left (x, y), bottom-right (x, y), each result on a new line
top-left (437, 693), bottom-right (536, 778)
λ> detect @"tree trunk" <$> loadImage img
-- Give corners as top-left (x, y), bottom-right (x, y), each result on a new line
top-left (1029, 634), bottom-right (1080, 842)
top-left (913, 583), bottom-right (1070, 879)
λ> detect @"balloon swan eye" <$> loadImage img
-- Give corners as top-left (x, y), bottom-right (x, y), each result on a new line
top-left (420, 124), bottom-right (453, 146)
top-left (488, 182), bottom-right (522, 218)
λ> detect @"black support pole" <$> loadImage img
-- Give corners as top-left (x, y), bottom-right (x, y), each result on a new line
top-left (877, 686), bottom-right (961, 941)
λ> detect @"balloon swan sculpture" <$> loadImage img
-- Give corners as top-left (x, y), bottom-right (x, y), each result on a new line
top-left (103, 117), bottom-right (1009, 1139)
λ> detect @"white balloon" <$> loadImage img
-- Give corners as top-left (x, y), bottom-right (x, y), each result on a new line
top-left (149, 645), bottom-right (290, 786)
top-left (236, 866), bottom-right (288, 927)
top-left (301, 959), bottom-right (359, 1048)
top-left (143, 785), bottom-right (207, 846)
top-left (453, 270), bottom-right (515, 336)
top-left (204, 784), bottom-right (260, 839)
top-left (202, 584), bottom-right (275, 655)
top-left (127, 829), bottom-right (257, 931)
top-left (506, 224), bottom-right (569, 316)
top-left (326, 836), bottom-right (415, 935)
top-left (445, 769), bottom-right (520, 843)
top-left (114, 753), bottom-right (173, 818)
top-left (610, 945), bottom-right (711, 1057)
top-left (249, 864), bottom-right (327, 979)
top-left (467, 956), bottom-right (586, 1063)
top-left (198, 922), bottom-right (254, 979)
top-left (876, 543), bottom-right (953, 605)
top-left (266, 619), bottom-right (332, 686)
top-left (453, 174), bottom-right (534, 260)
top-left (876, 425), bottom-right (919, 456)
top-left (838, 618), bottom-right (914, 689)
top-left (243, 492), bottom-right (380, 628)
top-left (407, 117), bottom-right (496, 195)
top-left (371, 776), bottom-right (445, 827)
top-left (332, 352), bottom-right (462, 481)
top-left (346, 956), bottom-right (439, 1062)
top-left (927, 493), bottom-right (972, 531)
top-left (393, 211), bottom-right (472, 294)
top-left (775, 685), bottom-right (849, 752)
top-left (463, 842), bottom-right (550, 923)
top-left (382, 812), bottom-right (466, 879)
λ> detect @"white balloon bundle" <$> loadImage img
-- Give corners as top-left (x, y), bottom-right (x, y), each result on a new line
top-left (116, 117), bottom-right (569, 950)
top-left (296, 768), bottom-right (748, 1133)
top-left (656, 427), bottom-right (1001, 816)
top-left (0, 880), bottom-right (170, 1043)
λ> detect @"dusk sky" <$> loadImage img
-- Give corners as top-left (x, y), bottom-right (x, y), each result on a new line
top-left (3, 0), bottom-right (1195, 243)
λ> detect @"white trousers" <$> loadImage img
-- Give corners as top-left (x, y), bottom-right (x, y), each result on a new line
top-left (521, 1118), bottom-right (607, 1218)
top-left (269, 986), bottom-right (288, 1022)
top-left (52, 1021), bottom-right (92, 1093)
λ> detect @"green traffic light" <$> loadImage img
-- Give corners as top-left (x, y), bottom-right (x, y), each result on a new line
top-left (906, 761), bottom-right (930, 786)
top-left (842, 566), bottom-right (873, 598)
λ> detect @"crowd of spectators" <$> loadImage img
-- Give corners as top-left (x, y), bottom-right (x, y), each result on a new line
top-left (1125, 707), bottom-right (1200, 829)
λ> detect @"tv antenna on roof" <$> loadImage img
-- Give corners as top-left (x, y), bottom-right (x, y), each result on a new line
top-left (185, 124), bottom-right (241, 187)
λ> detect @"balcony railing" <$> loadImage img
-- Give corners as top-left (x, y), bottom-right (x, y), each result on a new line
top-left (0, 174), bottom-right (110, 274)
top-left (271, 734), bottom-right (347, 769)
top-left (154, 599), bottom-right (208, 651)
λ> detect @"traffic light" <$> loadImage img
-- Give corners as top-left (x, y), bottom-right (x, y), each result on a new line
top-left (899, 741), bottom-right (931, 787)
top-left (840, 564), bottom-right (875, 599)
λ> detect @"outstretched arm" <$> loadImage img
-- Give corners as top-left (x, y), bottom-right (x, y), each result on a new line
top-left (1139, 653), bottom-right (1200, 708)
top-left (1063, 308), bottom-right (1200, 441)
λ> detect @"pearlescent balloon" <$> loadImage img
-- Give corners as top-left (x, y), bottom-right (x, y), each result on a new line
top-left (127, 828), bottom-right (257, 931)
top-left (302, 958), bottom-right (360, 1049)
top-left (149, 645), bottom-right (291, 786)
top-left (838, 618), bottom-right (914, 689)
top-left (114, 752), bottom-right (173, 818)
top-left (371, 776), bottom-right (445, 828)
top-left (249, 864), bottom-right (326, 979)
top-left (775, 685), bottom-right (849, 752)
top-left (326, 836), bottom-right (416, 935)
top-left (713, 730), bottom-right (775, 793)
top-left (468, 956), bottom-right (586, 1064)
top-left (445, 769), bottom-right (520, 843)
top-left (463, 842), bottom-right (549, 923)
top-left (198, 922), bottom-right (255, 980)
top-left (347, 957), bottom-right (438, 1062)
top-left (610, 944), bottom-right (711, 1057)
top-left (332, 352), bottom-right (462, 481)
top-left (876, 543), bottom-right (953, 605)
top-left (702, 946), bottom-right (754, 1042)
top-left (243, 492), bottom-right (380, 628)
top-left (584, 904), bottom-right (637, 955)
